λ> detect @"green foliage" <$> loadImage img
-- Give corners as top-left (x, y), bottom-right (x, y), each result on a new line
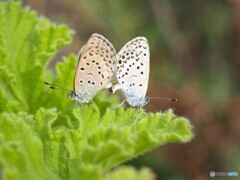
top-left (105, 166), bottom-right (155, 180)
top-left (0, 0), bottom-right (73, 114)
top-left (0, 1), bottom-right (193, 180)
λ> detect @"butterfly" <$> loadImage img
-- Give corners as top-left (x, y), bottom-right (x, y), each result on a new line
top-left (110, 37), bottom-right (176, 108)
top-left (45, 33), bottom-right (116, 104)
top-left (110, 37), bottom-right (150, 107)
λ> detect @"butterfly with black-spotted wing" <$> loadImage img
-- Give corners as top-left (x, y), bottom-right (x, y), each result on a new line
top-left (110, 37), bottom-right (176, 108)
top-left (45, 33), bottom-right (116, 104)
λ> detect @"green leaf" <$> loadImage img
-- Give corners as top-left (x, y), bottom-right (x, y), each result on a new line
top-left (105, 166), bottom-right (155, 180)
top-left (73, 108), bottom-right (192, 170)
top-left (0, 107), bottom-right (192, 179)
top-left (0, 66), bottom-right (22, 112)
top-left (0, 1), bottom-right (73, 113)
top-left (0, 87), bottom-right (7, 112)
top-left (0, 111), bottom-right (59, 180)
top-left (70, 165), bottom-right (102, 180)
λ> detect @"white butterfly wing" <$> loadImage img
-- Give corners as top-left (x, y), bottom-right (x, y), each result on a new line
top-left (74, 33), bottom-right (116, 101)
top-left (115, 37), bottom-right (149, 101)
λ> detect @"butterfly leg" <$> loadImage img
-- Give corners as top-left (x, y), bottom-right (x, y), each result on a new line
top-left (108, 99), bottom-right (126, 111)
top-left (105, 82), bottom-right (113, 89)
top-left (109, 83), bottom-right (121, 93)
top-left (117, 99), bottom-right (126, 108)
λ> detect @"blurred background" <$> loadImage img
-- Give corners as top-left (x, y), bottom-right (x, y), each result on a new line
top-left (22, 0), bottom-right (240, 179)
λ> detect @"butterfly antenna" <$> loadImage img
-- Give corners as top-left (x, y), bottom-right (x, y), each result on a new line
top-left (44, 81), bottom-right (71, 92)
top-left (147, 96), bottom-right (177, 102)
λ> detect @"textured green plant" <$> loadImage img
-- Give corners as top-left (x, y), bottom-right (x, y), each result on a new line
top-left (0, 1), bottom-right (193, 180)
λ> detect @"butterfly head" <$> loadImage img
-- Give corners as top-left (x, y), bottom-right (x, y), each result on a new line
top-left (127, 96), bottom-right (150, 108)
top-left (68, 91), bottom-right (77, 100)
top-left (67, 90), bottom-right (93, 103)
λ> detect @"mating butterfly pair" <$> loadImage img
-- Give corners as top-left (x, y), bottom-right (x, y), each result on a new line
top-left (46, 33), bottom-right (175, 108)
